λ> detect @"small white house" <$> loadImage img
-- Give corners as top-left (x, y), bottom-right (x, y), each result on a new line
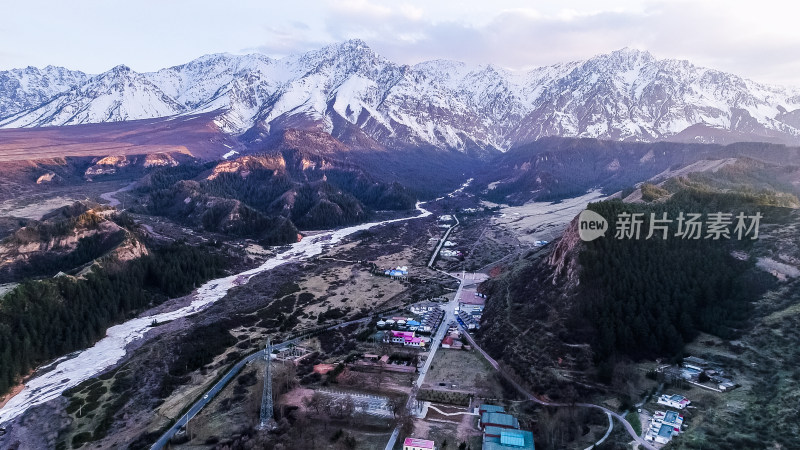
top-left (657, 394), bottom-right (690, 409)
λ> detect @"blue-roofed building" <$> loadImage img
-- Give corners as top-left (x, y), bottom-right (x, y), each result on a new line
top-left (385, 266), bottom-right (409, 277)
top-left (483, 429), bottom-right (535, 450)
top-left (501, 430), bottom-right (527, 447)
top-left (479, 404), bottom-right (506, 415)
top-left (659, 410), bottom-right (684, 430)
top-left (480, 412), bottom-right (520, 430)
top-left (646, 409), bottom-right (684, 444)
top-left (484, 426), bottom-right (506, 438)
top-left (655, 424), bottom-right (673, 444)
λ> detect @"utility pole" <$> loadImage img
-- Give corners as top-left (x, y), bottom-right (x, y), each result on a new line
top-left (259, 339), bottom-right (275, 429)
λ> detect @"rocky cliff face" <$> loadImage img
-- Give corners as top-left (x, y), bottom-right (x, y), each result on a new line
top-left (207, 154), bottom-right (287, 179)
top-left (546, 215), bottom-right (583, 289)
top-left (84, 152), bottom-right (184, 178)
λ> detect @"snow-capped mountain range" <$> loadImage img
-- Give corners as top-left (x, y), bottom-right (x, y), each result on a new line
top-left (2, 39), bottom-right (799, 152)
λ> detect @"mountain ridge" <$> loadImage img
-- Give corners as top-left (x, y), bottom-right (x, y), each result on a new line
top-left (2, 40), bottom-right (800, 154)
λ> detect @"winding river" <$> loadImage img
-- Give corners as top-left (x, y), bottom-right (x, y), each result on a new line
top-left (0, 202), bottom-right (432, 425)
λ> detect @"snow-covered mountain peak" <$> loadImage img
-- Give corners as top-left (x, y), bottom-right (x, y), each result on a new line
top-left (2, 43), bottom-right (800, 151)
top-left (0, 65), bottom-right (89, 118)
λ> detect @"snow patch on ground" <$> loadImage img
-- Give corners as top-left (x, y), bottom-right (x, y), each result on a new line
top-left (757, 257), bottom-right (800, 279)
top-left (487, 190), bottom-right (607, 246)
top-left (0, 202), bottom-right (433, 426)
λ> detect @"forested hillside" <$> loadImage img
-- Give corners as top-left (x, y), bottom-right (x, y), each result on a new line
top-left (478, 170), bottom-right (797, 395)
top-left (139, 146), bottom-right (419, 243)
top-left (579, 198), bottom-right (778, 374)
top-left (0, 241), bottom-right (227, 396)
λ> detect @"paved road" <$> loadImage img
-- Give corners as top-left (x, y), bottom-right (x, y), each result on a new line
top-left (383, 426), bottom-right (401, 450)
top-left (384, 270), bottom-right (483, 450)
top-left (584, 412), bottom-right (613, 450)
top-left (460, 330), bottom-right (656, 450)
top-left (150, 317), bottom-right (370, 450)
top-left (427, 214), bottom-right (459, 268)
top-left (386, 212), bottom-right (469, 450)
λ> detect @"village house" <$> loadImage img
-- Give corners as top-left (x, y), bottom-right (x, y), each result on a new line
top-left (458, 293), bottom-right (485, 314)
top-left (385, 266), bottom-right (409, 278)
top-left (483, 429), bottom-right (535, 450)
top-left (403, 437), bottom-right (436, 450)
top-left (659, 410), bottom-right (684, 430)
top-left (683, 356), bottom-right (709, 371)
top-left (647, 409), bottom-right (684, 444)
top-left (479, 404), bottom-right (506, 415)
top-left (479, 405), bottom-right (535, 450)
top-left (652, 424), bottom-right (674, 444)
top-left (441, 336), bottom-right (463, 349)
top-left (457, 311), bottom-right (479, 330)
top-left (410, 302), bottom-right (439, 315)
top-left (384, 330), bottom-right (427, 348)
top-left (657, 394), bottom-right (691, 409)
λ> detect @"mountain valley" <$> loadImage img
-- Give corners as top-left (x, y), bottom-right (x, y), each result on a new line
top-left (1, 40), bottom-right (800, 450)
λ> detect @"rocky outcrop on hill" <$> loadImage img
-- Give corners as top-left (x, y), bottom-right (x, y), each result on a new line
top-left (546, 215), bottom-right (583, 289)
top-left (84, 153), bottom-right (185, 178)
top-left (0, 202), bottom-right (144, 281)
top-left (477, 224), bottom-right (594, 399)
top-left (207, 154), bottom-right (286, 179)
top-left (35, 171), bottom-right (60, 184)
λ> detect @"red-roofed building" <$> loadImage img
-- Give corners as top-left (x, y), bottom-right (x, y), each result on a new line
top-left (385, 330), bottom-right (427, 347)
top-left (403, 437), bottom-right (436, 450)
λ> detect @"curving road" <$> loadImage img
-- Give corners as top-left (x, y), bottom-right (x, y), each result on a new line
top-left (585, 412), bottom-right (614, 450)
top-left (460, 329), bottom-right (655, 450)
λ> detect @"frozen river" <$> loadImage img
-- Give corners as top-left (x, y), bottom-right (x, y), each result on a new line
top-left (0, 202), bottom-right (432, 425)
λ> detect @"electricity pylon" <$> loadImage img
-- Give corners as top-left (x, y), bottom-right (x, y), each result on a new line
top-left (259, 339), bottom-right (275, 429)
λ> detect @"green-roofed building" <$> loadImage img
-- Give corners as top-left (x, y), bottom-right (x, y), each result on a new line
top-left (480, 404), bottom-right (506, 414)
top-left (480, 412), bottom-right (520, 430)
top-left (483, 429), bottom-right (535, 450)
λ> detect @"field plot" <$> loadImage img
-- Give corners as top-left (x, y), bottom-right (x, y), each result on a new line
top-left (423, 348), bottom-right (504, 398)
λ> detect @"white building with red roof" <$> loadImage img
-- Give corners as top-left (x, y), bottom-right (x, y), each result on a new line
top-left (403, 437), bottom-right (436, 450)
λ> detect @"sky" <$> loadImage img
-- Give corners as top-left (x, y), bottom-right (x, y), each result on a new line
top-left (1, 0), bottom-right (798, 86)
